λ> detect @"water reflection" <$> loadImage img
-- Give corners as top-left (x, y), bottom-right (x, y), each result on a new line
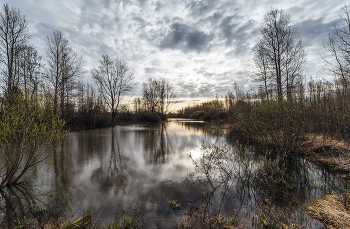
top-left (142, 123), bottom-right (174, 164)
top-left (184, 142), bottom-right (349, 228)
top-left (91, 128), bottom-right (129, 194)
top-left (0, 120), bottom-right (348, 228)
top-left (0, 184), bottom-right (46, 228)
top-left (50, 141), bottom-right (76, 210)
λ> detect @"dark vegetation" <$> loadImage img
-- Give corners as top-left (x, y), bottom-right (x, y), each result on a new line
top-left (177, 97), bottom-right (228, 122)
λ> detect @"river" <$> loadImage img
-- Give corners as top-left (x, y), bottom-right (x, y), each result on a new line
top-left (0, 119), bottom-right (348, 228)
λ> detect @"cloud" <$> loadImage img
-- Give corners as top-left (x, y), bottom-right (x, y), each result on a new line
top-left (298, 17), bottom-right (335, 47)
top-left (5, 0), bottom-right (348, 104)
top-left (159, 22), bottom-right (215, 52)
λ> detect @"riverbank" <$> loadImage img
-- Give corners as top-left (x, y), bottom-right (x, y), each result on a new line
top-left (217, 119), bottom-right (350, 228)
top-left (219, 120), bottom-right (350, 174)
top-left (9, 207), bottom-right (141, 229)
top-left (306, 193), bottom-right (350, 228)
top-left (302, 139), bottom-right (350, 173)
top-left (175, 116), bottom-right (350, 175)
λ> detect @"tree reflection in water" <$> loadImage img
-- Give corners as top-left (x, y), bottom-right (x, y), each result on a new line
top-left (184, 142), bottom-right (349, 228)
top-left (0, 140), bottom-right (83, 229)
top-left (50, 140), bottom-right (76, 209)
top-left (0, 184), bottom-right (46, 228)
top-left (91, 127), bottom-right (129, 194)
top-left (141, 123), bottom-right (175, 165)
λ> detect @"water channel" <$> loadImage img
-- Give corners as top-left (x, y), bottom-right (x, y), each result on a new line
top-left (0, 119), bottom-right (348, 228)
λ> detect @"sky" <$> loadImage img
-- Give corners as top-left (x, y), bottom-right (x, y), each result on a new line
top-left (5, 0), bottom-right (349, 108)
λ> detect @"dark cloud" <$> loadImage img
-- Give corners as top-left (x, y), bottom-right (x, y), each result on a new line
top-left (175, 80), bottom-right (221, 98)
top-left (159, 22), bottom-right (215, 52)
top-left (132, 17), bottom-right (145, 23)
top-left (196, 83), bottom-right (214, 97)
top-left (298, 17), bottom-right (334, 47)
top-left (154, 1), bottom-right (164, 12)
top-left (144, 67), bottom-right (157, 74)
top-left (196, 12), bottom-right (223, 27)
top-left (196, 67), bottom-right (215, 77)
top-left (219, 16), bottom-right (259, 57)
top-left (175, 81), bottom-right (201, 98)
top-left (144, 67), bottom-right (169, 75)
top-left (219, 16), bottom-right (239, 46)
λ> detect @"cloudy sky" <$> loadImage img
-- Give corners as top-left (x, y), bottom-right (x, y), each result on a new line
top-left (6, 0), bottom-right (349, 107)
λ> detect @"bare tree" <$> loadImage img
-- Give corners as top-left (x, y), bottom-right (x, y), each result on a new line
top-left (92, 54), bottom-right (134, 124)
top-left (0, 3), bottom-right (30, 96)
top-left (76, 82), bottom-right (104, 127)
top-left (252, 8), bottom-right (306, 100)
top-left (133, 97), bottom-right (142, 114)
top-left (142, 77), bottom-right (175, 120)
top-left (323, 6), bottom-right (350, 90)
top-left (142, 77), bottom-right (160, 113)
top-left (157, 78), bottom-right (175, 120)
top-left (19, 45), bottom-right (43, 98)
top-left (44, 30), bottom-right (84, 113)
top-left (250, 43), bottom-right (272, 100)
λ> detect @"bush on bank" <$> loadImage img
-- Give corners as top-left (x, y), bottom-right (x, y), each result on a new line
top-left (138, 112), bottom-right (161, 123)
top-left (212, 111), bottom-right (228, 120)
top-left (0, 93), bottom-right (67, 188)
top-left (190, 111), bottom-right (206, 119)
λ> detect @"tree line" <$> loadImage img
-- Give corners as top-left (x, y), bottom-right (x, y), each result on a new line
top-left (0, 3), bottom-right (175, 130)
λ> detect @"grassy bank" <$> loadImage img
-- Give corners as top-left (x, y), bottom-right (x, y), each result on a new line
top-left (306, 193), bottom-right (350, 228)
top-left (10, 207), bottom-right (141, 229)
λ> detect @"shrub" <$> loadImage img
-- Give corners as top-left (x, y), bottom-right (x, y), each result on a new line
top-left (202, 111), bottom-right (217, 121)
top-left (212, 111), bottom-right (228, 120)
top-left (233, 99), bottom-right (314, 159)
top-left (117, 111), bottom-right (134, 122)
top-left (190, 111), bottom-right (206, 119)
top-left (0, 93), bottom-right (67, 188)
top-left (139, 112), bottom-right (161, 123)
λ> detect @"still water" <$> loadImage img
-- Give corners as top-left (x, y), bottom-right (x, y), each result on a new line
top-left (0, 119), bottom-right (349, 228)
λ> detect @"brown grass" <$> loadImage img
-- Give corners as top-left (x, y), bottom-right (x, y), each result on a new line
top-left (168, 200), bottom-right (181, 210)
top-left (229, 126), bottom-right (350, 173)
top-left (305, 193), bottom-right (350, 229)
top-left (180, 212), bottom-right (239, 229)
top-left (12, 216), bottom-right (67, 229)
top-left (301, 135), bottom-right (350, 172)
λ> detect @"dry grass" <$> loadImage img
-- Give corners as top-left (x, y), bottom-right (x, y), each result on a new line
top-left (168, 200), bottom-right (181, 210)
top-left (180, 219), bottom-right (192, 229)
top-left (234, 130), bottom-right (350, 172)
top-left (301, 135), bottom-right (350, 172)
top-left (180, 212), bottom-right (239, 229)
top-left (305, 193), bottom-right (350, 229)
top-left (10, 216), bottom-right (67, 229)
